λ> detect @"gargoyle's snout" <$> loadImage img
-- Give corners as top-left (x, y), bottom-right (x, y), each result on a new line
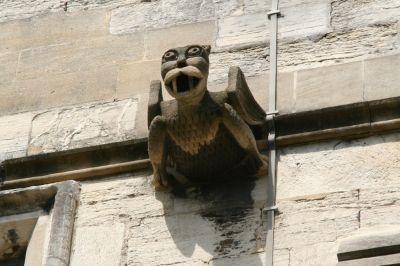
top-left (164, 66), bottom-right (204, 95)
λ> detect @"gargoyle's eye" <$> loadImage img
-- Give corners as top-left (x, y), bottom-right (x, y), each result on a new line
top-left (187, 46), bottom-right (201, 56)
top-left (164, 51), bottom-right (177, 61)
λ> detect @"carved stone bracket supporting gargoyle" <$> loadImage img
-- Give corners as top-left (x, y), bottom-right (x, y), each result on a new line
top-left (148, 45), bottom-right (268, 191)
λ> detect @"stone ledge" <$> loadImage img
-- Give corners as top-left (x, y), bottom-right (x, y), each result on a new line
top-left (2, 96), bottom-right (400, 190)
top-left (337, 226), bottom-right (400, 262)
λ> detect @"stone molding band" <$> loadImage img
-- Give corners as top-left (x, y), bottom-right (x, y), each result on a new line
top-left (1, 96), bottom-right (400, 190)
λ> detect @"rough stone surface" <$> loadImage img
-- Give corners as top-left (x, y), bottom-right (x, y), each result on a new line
top-left (278, 133), bottom-right (400, 199)
top-left (331, 0), bottom-right (400, 30)
top-left (0, 112), bottom-right (33, 162)
top-left (16, 35), bottom-right (143, 80)
top-left (25, 215), bottom-right (50, 266)
top-left (117, 60), bottom-right (161, 99)
top-left (144, 20), bottom-right (217, 60)
top-left (73, 173), bottom-right (267, 265)
top-left (295, 61), bottom-right (363, 112)
top-left (0, 10), bottom-right (109, 55)
top-left (5, 65), bottom-right (118, 116)
top-left (109, 0), bottom-right (215, 34)
top-left (28, 99), bottom-right (138, 155)
top-left (70, 223), bottom-right (125, 266)
top-left (364, 53), bottom-right (400, 101)
top-left (211, 71), bottom-right (295, 114)
top-left (216, 1), bottom-right (330, 49)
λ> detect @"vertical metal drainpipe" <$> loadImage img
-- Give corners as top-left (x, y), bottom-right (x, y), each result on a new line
top-left (265, 0), bottom-right (280, 265)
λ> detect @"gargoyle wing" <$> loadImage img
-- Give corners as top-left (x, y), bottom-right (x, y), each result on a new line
top-left (226, 66), bottom-right (266, 127)
top-left (148, 80), bottom-right (163, 128)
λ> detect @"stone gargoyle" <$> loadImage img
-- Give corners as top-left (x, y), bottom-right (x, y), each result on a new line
top-left (148, 45), bottom-right (267, 190)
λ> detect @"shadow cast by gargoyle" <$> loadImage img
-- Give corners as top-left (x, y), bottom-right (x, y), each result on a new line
top-left (155, 177), bottom-right (266, 265)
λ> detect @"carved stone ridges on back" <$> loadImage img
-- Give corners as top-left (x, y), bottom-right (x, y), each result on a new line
top-left (147, 45), bottom-right (268, 191)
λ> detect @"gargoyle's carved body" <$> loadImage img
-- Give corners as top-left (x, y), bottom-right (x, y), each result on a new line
top-left (148, 45), bottom-right (267, 190)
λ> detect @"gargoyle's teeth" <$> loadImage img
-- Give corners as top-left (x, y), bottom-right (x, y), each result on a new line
top-left (189, 77), bottom-right (194, 90)
top-left (172, 78), bottom-right (178, 93)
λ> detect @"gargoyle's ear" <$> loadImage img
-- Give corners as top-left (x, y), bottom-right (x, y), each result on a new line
top-left (202, 45), bottom-right (211, 55)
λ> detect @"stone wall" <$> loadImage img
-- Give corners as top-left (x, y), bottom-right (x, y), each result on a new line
top-left (1, 0), bottom-right (400, 160)
top-left (1, 0), bottom-right (400, 265)
top-left (68, 133), bottom-right (400, 265)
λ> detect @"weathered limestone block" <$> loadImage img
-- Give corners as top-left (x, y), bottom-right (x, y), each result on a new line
top-left (0, 112), bottom-right (33, 161)
top-left (290, 242), bottom-right (338, 266)
top-left (128, 207), bottom-right (264, 265)
top-left (209, 46), bottom-right (268, 84)
top-left (117, 60), bottom-right (162, 100)
top-left (16, 34), bottom-right (143, 80)
top-left (28, 99), bottom-right (138, 154)
top-left (70, 223), bottom-right (125, 266)
top-left (25, 215), bottom-right (50, 266)
top-left (210, 72), bottom-right (295, 114)
top-left (295, 61), bottom-right (363, 111)
top-left (278, 133), bottom-right (400, 199)
top-left (0, 0), bottom-right (60, 23)
top-left (0, 53), bottom-right (18, 87)
top-left (359, 186), bottom-right (400, 228)
top-left (275, 190), bottom-right (359, 249)
top-left (144, 21), bottom-right (217, 60)
top-left (4, 65), bottom-right (118, 116)
top-left (364, 53), bottom-right (400, 101)
top-left (209, 249), bottom-right (289, 266)
top-left (74, 174), bottom-right (173, 227)
top-left (72, 171), bottom-right (267, 265)
top-left (0, 10), bottom-right (109, 55)
top-left (280, 23), bottom-right (400, 71)
top-left (109, 0), bottom-right (215, 34)
top-left (332, 0), bottom-right (400, 29)
top-left (216, 1), bottom-right (330, 49)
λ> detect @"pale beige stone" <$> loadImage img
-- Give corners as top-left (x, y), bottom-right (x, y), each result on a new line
top-left (134, 93), bottom-right (151, 139)
top-left (144, 21), bottom-right (217, 60)
top-left (216, 1), bottom-right (330, 49)
top-left (116, 60), bottom-right (161, 99)
top-left (359, 186), bottom-right (400, 228)
top-left (364, 53), bottom-right (400, 101)
top-left (25, 215), bottom-right (50, 266)
top-left (209, 252), bottom-right (267, 266)
top-left (0, 53), bottom-right (18, 87)
top-left (290, 242), bottom-right (338, 266)
top-left (2, 66), bottom-right (117, 115)
top-left (277, 133), bottom-right (400, 199)
top-left (109, 0), bottom-right (215, 35)
top-left (275, 190), bottom-right (359, 249)
top-left (332, 0), bottom-right (400, 29)
top-left (0, 112), bottom-right (33, 161)
top-left (16, 34), bottom-right (144, 80)
top-left (245, 72), bottom-right (295, 114)
top-left (28, 99), bottom-right (137, 154)
top-left (74, 174), bottom-right (173, 227)
top-left (295, 61), bottom-right (363, 112)
top-left (127, 208), bottom-right (263, 265)
top-left (70, 223), bottom-right (125, 266)
top-left (0, 10), bottom-right (109, 54)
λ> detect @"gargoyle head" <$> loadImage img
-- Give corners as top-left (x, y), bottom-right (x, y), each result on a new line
top-left (161, 45), bottom-right (211, 103)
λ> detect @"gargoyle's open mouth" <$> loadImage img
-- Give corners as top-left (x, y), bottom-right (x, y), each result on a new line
top-left (168, 74), bottom-right (200, 93)
top-left (164, 66), bottom-right (204, 96)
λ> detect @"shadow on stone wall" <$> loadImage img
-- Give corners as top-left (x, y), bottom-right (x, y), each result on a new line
top-left (156, 177), bottom-right (265, 265)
